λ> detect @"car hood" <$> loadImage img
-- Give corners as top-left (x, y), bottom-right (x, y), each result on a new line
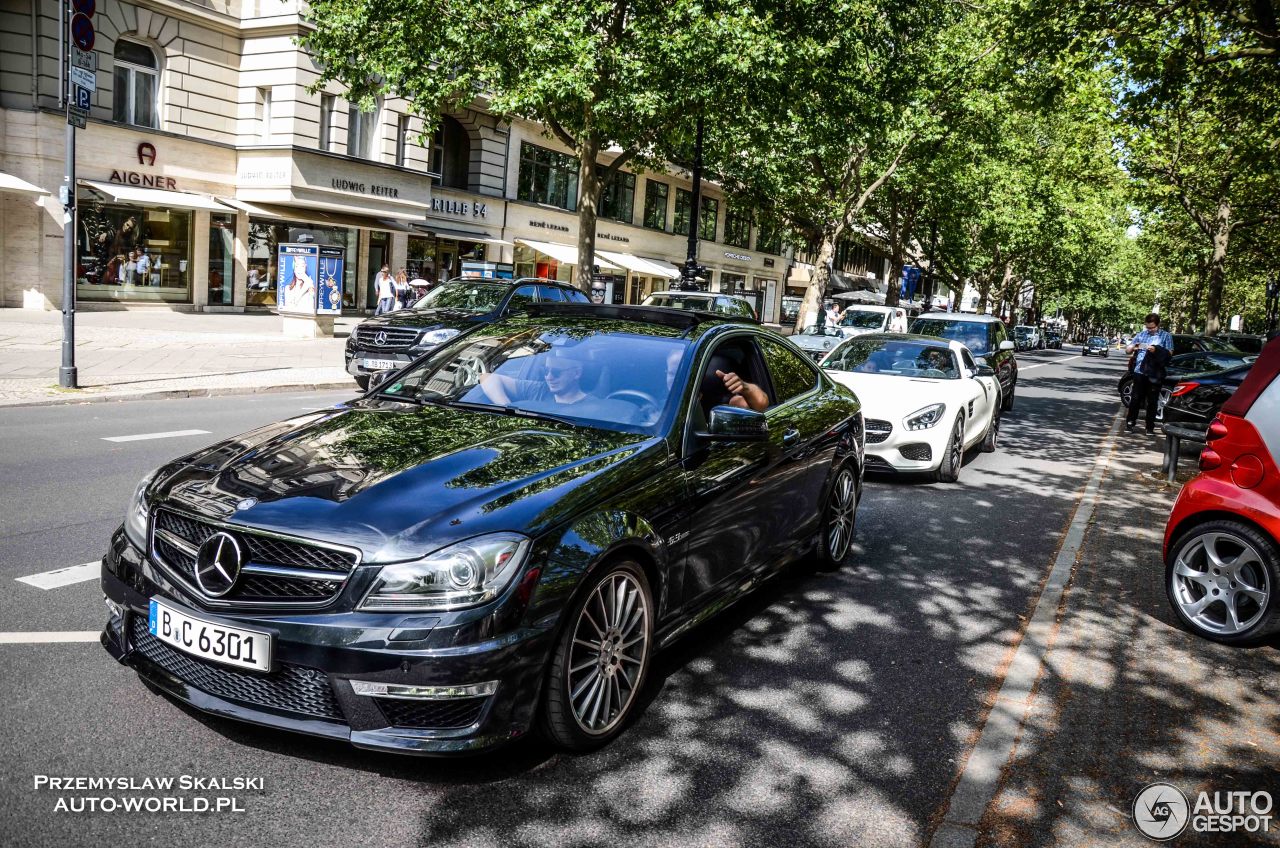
top-left (360, 308), bottom-right (484, 331)
top-left (156, 402), bottom-right (658, 562)
top-left (824, 370), bottom-right (970, 419)
top-left (792, 334), bottom-right (842, 352)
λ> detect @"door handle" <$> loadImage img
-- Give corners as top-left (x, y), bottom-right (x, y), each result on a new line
top-left (782, 427), bottom-right (801, 445)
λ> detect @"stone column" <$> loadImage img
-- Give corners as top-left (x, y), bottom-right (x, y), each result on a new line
top-left (233, 211), bottom-right (249, 308)
top-left (191, 210), bottom-right (210, 309)
top-left (355, 228), bottom-right (371, 311)
top-left (389, 230), bottom-right (408, 275)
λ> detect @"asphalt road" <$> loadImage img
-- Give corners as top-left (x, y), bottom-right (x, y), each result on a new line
top-left (1, 351), bottom-right (1267, 847)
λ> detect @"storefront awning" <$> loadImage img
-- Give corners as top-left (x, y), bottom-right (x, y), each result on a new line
top-left (0, 172), bottom-right (49, 196)
top-left (596, 250), bottom-right (680, 279)
top-left (514, 238), bottom-right (622, 271)
top-left (219, 198), bottom-right (417, 232)
top-left (412, 224), bottom-right (511, 245)
top-left (81, 180), bottom-right (230, 212)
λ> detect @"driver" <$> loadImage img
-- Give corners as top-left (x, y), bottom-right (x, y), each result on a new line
top-left (478, 348), bottom-right (591, 407)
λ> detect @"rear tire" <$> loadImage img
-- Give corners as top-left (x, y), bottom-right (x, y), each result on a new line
top-left (814, 463), bottom-right (859, 570)
top-left (541, 561), bottom-right (654, 751)
top-left (1001, 382), bottom-right (1016, 412)
top-left (981, 402), bottom-right (1000, 453)
top-left (933, 416), bottom-right (964, 483)
top-left (1165, 520), bottom-right (1280, 645)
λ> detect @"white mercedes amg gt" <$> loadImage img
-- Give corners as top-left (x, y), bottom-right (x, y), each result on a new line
top-left (821, 333), bottom-right (1002, 482)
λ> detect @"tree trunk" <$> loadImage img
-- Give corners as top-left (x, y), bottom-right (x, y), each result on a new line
top-left (977, 275), bottom-right (991, 314)
top-left (1188, 265), bottom-right (1204, 333)
top-left (885, 251), bottom-right (904, 308)
top-left (575, 136), bottom-right (602, 294)
top-left (1203, 199), bottom-right (1231, 335)
top-left (795, 227), bottom-right (840, 333)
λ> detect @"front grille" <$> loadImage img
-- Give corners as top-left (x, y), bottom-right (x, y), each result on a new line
top-left (899, 442), bottom-right (932, 462)
top-left (353, 325), bottom-right (420, 349)
top-left (376, 697), bottom-right (487, 729)
top-left (864, 455), bottom-right (895, 471)
top-left (152, 508), bottom-right (357, 606)
top-left (130, 616), bottom-right (343, 721)
top-left (865, 419), bottom-right (893, 444)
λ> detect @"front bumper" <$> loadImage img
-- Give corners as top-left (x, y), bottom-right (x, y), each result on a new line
top-left (862, 421), bottom-right (948, 473)
top-left (100, 529), bottom-right (552, 755)
top-left (344, 348), bottom-right (419, 378)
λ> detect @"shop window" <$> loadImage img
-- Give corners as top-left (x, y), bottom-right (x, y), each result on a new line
top-left (598, 167), bottom-right (635, 224)
top-left (725, 205), bottom-right (752, 249)
top-left (76, 188), bottom-right (191, 302)
top-left (674, 188), bottom-right (692, 236)
top-left (517, 142), bottom-right (578, 211)
top-left (247, 218), bottom-right (357, 309)
top-left (699, 197), bottom-right (719, 242)
top-left (348, 102), bottom-right (379, 160)
top-left (112, 40), bottom-right (159, 129)
top-left (431, 116), bottom-right (471, 189)
top-left (643, 180), bottom-right (668, 231)
top-left (208, 214), bottom-right (234, 305)
top-left (319, 94), bottom-right (337, 151)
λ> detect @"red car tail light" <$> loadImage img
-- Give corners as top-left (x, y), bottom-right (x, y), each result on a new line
top-left (1207, 418), bottom-right (1229, 442)
top-left (1170, 382), bottom-right (1199, 397)
top-left (1199, 448), bottom-right (1222, 471)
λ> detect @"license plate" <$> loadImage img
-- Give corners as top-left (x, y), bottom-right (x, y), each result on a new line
top-left (148, 598), bottom-right (272, 672)
top-left (362, 358), bottom-right (399, 371)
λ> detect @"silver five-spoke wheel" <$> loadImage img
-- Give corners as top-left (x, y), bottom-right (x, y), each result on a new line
top-left (1171, 531), bottom-right (1270, 636)
top-left (828, 467), bottom-right (856, 562)
top-left (566, 571), bottom-right (650, 735)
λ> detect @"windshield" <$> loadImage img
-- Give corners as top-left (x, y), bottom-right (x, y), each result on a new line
top-left (412, 282), bottom-right (509, 312)
top-left (377, 322), bottom-right (689, 434)
top-left (1087, 336), bottom-right (1106, 345)
top-left (799, 323), bottom-right (840, 337)
top-left (824, 338), bottom-right (959, 379)
top-left (839, 310), bottom-right (887, 329)
top-left (1015, 327), bottom-right (1033, 337)
top-left (644, 293), bottom-right (711, 311)
top-left (1198, 336), bottom-right (1237, 352)
top-left (911, 318), bottom-right (993, 356)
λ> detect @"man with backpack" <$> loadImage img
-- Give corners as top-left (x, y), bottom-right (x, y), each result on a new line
top-left (1125, 312), bottom-right (1174, 434)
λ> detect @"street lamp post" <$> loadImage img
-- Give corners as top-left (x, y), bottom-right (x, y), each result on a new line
top-left (1266, 275), bottom-right (1279, 336)
top-left (677, 115), bottom-right (706, 291)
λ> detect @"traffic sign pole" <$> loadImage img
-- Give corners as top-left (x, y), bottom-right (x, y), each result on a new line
top-left (60, 0), bottom-right (92, 388)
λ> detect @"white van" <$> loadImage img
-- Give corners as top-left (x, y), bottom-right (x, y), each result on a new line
top-left (837, 305), bottom-right (909, 337)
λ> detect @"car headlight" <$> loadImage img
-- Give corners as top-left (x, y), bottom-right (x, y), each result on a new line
top-left (359, 533), bottom-right (531, 612)
top-left (123, 468), bottom-right (159, 548)
top-left (417, 328), bottom-right (460, 347)
top-left (904, 403), bottom-right (946, 431)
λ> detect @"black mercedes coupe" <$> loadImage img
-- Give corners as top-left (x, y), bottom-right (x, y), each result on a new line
top-left (101, 305), bottom-right (865, 755)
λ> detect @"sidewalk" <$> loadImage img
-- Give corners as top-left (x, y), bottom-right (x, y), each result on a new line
top-left (0, 308), bottom-right (361, 406)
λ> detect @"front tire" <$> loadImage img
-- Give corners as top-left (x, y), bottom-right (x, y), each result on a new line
top-left (541, 561), bottom-right (654, 750)
top-left (1166, 520), bottom-right (1280, 645)
top-left (933, 416), bottom-right (964, 483)
top-left (981, 401), bottom-right (1000, 453)
top-left (1001, 382), bottom-right (1016, 412)
top-left (814, 463), bottom-right (858, 570)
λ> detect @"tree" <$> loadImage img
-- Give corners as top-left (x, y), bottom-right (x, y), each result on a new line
top-left (302, 0), bottom-right (785, 288)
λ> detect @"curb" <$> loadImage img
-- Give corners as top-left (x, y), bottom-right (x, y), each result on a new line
top-left (0, 380), bottom-right (357, 408)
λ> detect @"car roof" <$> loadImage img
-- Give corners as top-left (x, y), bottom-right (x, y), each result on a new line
top-left (522, 302), bottom-right (756, 332)
top-left (842, 332), bottom-right (956, 349)
top-left (913, 312), bottom-right (1003, 324)
top-left (442, 276), bottom-right (577, 289)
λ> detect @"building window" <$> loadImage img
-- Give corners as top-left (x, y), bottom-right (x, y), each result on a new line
top-left (348, 102), bottom-right (379, 159)
top-left (674, 188), bottom-right (692, 236)
top-left (257, 87), bottom-right (272, 142)
top-left (395, 114), bottom-right (410, 167)
top-left (319, 94), bottom-right (336, 151)
top-left (517, 141), bottom-right (578, 211)
top-left (112, 40), bottom-right (159, 129)
top-left (430, 116), bottom-right (470, 189)
top-left (724, 204), bottom-right (752, 249)
top-left (597, 167), bottom-right (635, 224)
top-left (757, 219), bottom-right (782, 255)
top-left (75, 186), bottom-right (192, 302)
top-left (643, 180), bottom-right (668, 231)
top-left (699, 197), bottom-right (719, 242)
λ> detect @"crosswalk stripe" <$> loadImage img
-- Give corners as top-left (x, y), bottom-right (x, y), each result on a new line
top-left (15, 561), bottom-right (100, 590)
top-left (0, 631), bottom-right (101, 644)
top-left (101, 429), bottom-right (211, 443)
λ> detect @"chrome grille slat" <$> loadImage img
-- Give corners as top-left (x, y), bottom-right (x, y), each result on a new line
top-left (353, 325), bottom-right (420, 349)
top-left (865, 419), bottom-right (893, 444)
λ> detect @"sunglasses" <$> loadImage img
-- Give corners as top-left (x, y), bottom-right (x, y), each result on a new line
top-left (545, 365), bottom-right (577, 378)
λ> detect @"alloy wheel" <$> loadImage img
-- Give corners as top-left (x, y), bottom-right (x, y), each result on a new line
top-left (1171, 532), bottom-right (1271, 636)
top-left (827, 467), bottom-right (857, 561)
top-left (949, 422), bottom-right (963, 471)
top-left (566, 572), bottom-right (650, 735)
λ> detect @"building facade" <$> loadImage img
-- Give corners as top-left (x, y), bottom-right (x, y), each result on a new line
top-left (0, 0), bottom-right (829, 325)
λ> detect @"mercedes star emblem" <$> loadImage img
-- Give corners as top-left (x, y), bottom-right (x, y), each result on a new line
top-left (374, 331), bottom-right (389, 346)
top-left (195, 531), bottom-right (243, 597)
top-left (235, 497), bottom-right (258, 511)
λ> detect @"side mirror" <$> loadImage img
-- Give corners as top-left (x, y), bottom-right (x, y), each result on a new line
top-left (999, 340), bottom-right (1016, 352)
top-left (697, 405), bottom-right (769, 442)
top-left (973, 364), bottom-right (996, 377)
top-left (368, 369), bottom-right (396, 392)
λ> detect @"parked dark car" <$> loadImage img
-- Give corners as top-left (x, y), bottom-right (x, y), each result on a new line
top-left (102, 305), bottom-right (864, 755)
top-left (1171, 333), bottom-right (1247, 357)
top-left (1082, 336), bottom-right (1110, 357)
top-left (344, 277), bottom-right (591, 389)
top-left (1211, 333), bottom-right (1266, 355)
top-left (1161, 364), bottom-right (1252, 433)
top-left (910, 313), bottom-right (1019, 410)
top-left (641, 290), bottom-right (758, 320)
top-left (1045, 331), bottom-right (1063, 349)
top-left (1117, 351), bottom-right (1251, 414)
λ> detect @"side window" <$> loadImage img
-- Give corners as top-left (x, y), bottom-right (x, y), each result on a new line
top-left (563, 287), bottom-right (591, 304)
top-left (536, 285), bottom-right (564, 303)
top-left (508, 285), bottom-right (537, 310)
top-left (759, 337), bottom-right (819, 405)
top-left (988, 324), bottom-right (1002, 352)
top-left (961, 349), bottom-right (977, 372)
top-left (1173, 336), bottom-right (1194, 356)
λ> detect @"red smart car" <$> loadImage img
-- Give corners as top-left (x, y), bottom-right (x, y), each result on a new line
top-left (1164, 335), bottom-right (1280, 644)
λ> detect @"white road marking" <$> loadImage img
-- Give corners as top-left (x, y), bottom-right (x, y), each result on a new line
top-left (0, 631), bottom-right (101, 644)
top-left (101, 429), bottom-right (211, 443)
top-left (16, 561), bottom-right (99, 590)
top-left (1019, 355), bottom-right (1081, 371)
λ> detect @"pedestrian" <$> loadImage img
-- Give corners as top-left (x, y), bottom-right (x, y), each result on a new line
top-left (124, 250), bottom-right (137, 285)
top-left (395, 269), bottom-right (412, 310)
top-left (1125, 312), bottom-right (1174, 434)
top-left (374, 263), bottom-right (395, 315)
top-left (135, 248), bottom-right (152, 286)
